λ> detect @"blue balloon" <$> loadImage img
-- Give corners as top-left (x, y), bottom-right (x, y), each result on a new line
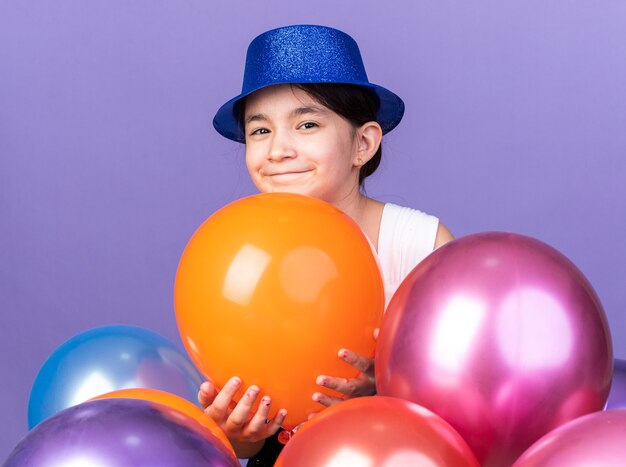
top-left (28, 324), bottom-right (205, 429)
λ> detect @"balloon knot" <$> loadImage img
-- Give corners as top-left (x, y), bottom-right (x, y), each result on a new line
top-left (277, 429), bottom-right (292, 445)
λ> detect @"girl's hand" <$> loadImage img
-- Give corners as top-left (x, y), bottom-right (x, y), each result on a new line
top-left (312, 349), bottom-right (376, 407)
top-left (198, 376), bottom-right (287, 458)
top-left (312, 328), bottom-right (379, 408)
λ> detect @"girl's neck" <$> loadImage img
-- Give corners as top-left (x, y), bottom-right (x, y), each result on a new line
top-left (333, 193), bottom-right (384, 251)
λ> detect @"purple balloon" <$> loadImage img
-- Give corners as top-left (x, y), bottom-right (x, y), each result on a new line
top-left (605, 359), bottom-right (626, 409)
top-left (4, 398), bottom-right (239, 466)
top-left (512, 409), bottom-right (626, 466)
top-left (376, 232), bottom-right (613, 467)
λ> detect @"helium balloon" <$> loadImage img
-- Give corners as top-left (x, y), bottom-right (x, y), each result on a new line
top-left (512, 409), bottom-right (626, 466)
top-left (175, 193), bottom-right (384, 430)
top-left (92, 388), bottom-right (235, 457)
top-left (275, 396), bottom-right (479, 467)
top-left (376, 232), bottom-right (612, 467)
top-left (605, 359), bottom-right (626, 409)
top-left (6, 398), bottom-right (239, 466)
top-left (28, 324), bottom-right (204, 428)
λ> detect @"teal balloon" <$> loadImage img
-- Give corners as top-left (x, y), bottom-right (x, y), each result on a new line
top-left (28, 325), bottom-right (204, 429)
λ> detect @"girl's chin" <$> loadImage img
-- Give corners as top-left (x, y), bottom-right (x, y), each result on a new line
top-left (262, 184), bottom-right (315, 197)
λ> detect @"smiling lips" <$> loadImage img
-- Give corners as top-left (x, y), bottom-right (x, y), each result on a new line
top-left (264, 168), bottom-right (313, 178)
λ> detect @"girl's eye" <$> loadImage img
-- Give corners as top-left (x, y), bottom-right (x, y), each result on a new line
top-left (299, 122), bottom-right (318, 130)
top-left (250, 128), bottom-right (270, 136)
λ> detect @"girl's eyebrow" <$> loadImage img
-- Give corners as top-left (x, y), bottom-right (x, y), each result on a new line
top-left (291, 106), bottom-right (327, 117)
top-left (244, 113), bottom-right (268, 125)
top-left (244, 106), bottom-right (327, 125)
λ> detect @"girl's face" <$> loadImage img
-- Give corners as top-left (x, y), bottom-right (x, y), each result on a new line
top-left (243, 84), bottom-right (361, 204)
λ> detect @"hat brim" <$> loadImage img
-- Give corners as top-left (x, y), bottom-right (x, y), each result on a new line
top-left (213, 81), bottom-right (405, 143)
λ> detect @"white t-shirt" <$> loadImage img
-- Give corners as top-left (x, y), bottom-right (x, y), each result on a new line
top-left (377, 203), bottom-right (439, 306)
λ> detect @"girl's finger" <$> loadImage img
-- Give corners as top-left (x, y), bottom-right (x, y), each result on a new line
top-left (338, 348), bottom-right (374, 375)
top-left (266, 409), bottom-right (287, 436)
top-left (316, 375), bottom-right (362, 396)
top-left (198, 381), bottom-right (216, 409)
top-left (225, 385), bottom-right (260, 429)
top-left (246, 395), bottom-right (273, 435)
top-left (312, 391), bottom-right (343, 407)
top-left (207, 376), bottom-right (242, 421)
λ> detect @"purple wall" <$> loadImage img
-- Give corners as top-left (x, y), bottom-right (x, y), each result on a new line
top-left (2, 0), bottom-right (625, 458)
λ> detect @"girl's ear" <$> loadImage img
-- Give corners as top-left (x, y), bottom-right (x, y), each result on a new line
top-left (354, 121), bottom-right (383, 167)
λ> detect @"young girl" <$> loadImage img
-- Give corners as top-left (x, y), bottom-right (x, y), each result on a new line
top-left (199, 24), bottom-right (453, 464)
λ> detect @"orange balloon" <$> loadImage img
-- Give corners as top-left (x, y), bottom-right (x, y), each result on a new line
top-left (92, 388), bottom-right (236, 458)
top-left (275, 396), bottom-right (480, 467)
top-left (174, 193), bottom-right (384, 430)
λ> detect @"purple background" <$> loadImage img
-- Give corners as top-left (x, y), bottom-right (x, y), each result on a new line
top-left (1, 0), bottom-right (625, 458)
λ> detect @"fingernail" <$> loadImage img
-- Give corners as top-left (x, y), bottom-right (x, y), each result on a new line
top-left (229, 377), bottom-right (241, 388)
top-left (261, 396), bottom-right (271, 406)
top-left (278, 409), bottom-right (287, 419)
top-left (316, 376), bottom-right (328, 386)
top-left (246, 386), bottom-right (259, 398)
top-left (312, 392), bottom-right (321, 402)
top-left (338, 349), bottom-right (348, 359)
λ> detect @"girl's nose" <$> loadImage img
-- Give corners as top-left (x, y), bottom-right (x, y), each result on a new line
top-left (267, 132), bottom-right (296, 161)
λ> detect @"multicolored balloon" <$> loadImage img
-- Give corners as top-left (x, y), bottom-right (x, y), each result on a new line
top-left (275, 396), bottom-right (479, 467)
top-left (7, 398), bottom-right (239, 466)
top-left (175, 193), bottom-right (384, 430)
top-left (376, 232), bottom-right (613, 466)
top-left (605, 359), bottom-right (626, 410)
top-left (512, 409), bottom-right (626, 466)
top-left (28, 324), bottom-right (204, 428)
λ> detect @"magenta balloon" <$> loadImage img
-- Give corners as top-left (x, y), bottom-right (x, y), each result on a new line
top-left (376, 232), bottom-right (613, 467)
top-left (512, 409), bottom-right (626, 466)
top-left (605, 359), bottom-right (626, 409)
